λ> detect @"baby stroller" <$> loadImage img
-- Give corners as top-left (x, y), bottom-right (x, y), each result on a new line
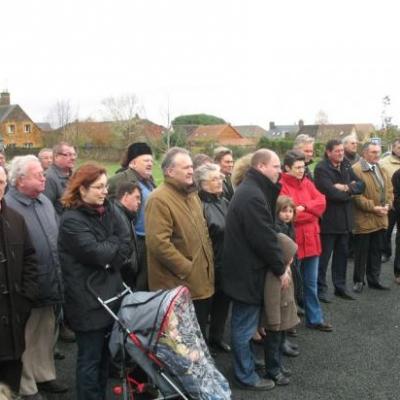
top-left (87, 273), bottom-right (231, 400)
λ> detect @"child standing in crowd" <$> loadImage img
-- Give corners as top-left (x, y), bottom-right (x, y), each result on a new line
top-left (262, 233), bottom-right (299, 386)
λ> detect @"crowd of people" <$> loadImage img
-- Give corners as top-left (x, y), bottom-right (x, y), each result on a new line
top-left (0, 133), bottom-right (398, 399)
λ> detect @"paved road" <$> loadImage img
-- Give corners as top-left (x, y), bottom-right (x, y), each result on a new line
top-left (48, 258), bottom-right (399, 400)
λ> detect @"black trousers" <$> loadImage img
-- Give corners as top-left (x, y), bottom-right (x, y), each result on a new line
top-left (291, 259), bottom-right (304, 308)
top-left (193, 297), bottom-right (212, 340)
top-left (263, 331), bottom-right (285, 377)
top-left (0, 359), bottom-right (23, 393)
top-left (353, 230), bottom-right (384, 285)
top-left (383, 209), bottom-right (397, 257)
top-left (318, 233), bottom-right (349, 293)
top-left (208, 289), bottom-right (230, 342)
top-left (393, 219), bottom-right (400, 277)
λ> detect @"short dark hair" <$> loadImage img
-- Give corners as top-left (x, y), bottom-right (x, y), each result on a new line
top-left (214, 146), bottom-right (232, 163)
top-left (325, 139), bottom-right (343, 152)
top-left (115, 181), bottom-right (141, 201)
top-left (283, 150), bottom-right (305, 169)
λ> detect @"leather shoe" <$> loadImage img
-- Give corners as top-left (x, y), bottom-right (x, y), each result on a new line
top-left (267, 372), bottom-right (290, 386)
top-left (37, 380), bottom-right (68, 393)
top-left (234, 377), bottom-right (275, 391)
top-left (54, 350), bottom-right (65, 360)
top-left (281, 343), bottom-right (300, 357)
top-left (209, 340), bottom-right (231, 353)
top-left (284, 338), bottom-right (299, 350)
top-left (287, 328), bottom-right (298, 337)
top-left (318, 293), bottom-right (331, 303)
top-left (297, 306), bottom-right (305, 316)
top-left (353, 282), bottom-right (364, 293)
top-left (307, 322), bottom-right (333, 332)
top-left (334, 290), bottom-right (356, 300)
top-left (368, 282), bottom-right (390, 290)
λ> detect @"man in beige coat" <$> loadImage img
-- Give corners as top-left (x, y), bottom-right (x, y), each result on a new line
top-left (352, 142), bottom-right (393, 293)
top-left (145, 147), bottom-right (214, 337)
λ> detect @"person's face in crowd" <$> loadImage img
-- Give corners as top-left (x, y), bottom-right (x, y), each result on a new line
top-left (0, 153), bottom-right (6, 167)
top-left (363, 144), bottom-right (381, 165)
top-left (18, 161), bottom-right (46, 198)
top-left (130, 154), bottom-right (153, 179)
top-left (344, 138), bottom-right (358, 155)
top-left (392, 143), bottom-right (400, 158)
top-left (168, 153), bottom-right (194, 187)
top-left (259, 153), bottom-right (281, 183)
top-left (0, 168), bottom-right (7, 201)
top-left (300, 143), bottom-right (314, 163)
top-left (327, 144), bottom-right (345, 166)
top-left (80, 173), bottom-right (108, 206)
top-left (279, 206), bottom-right (294, 224)
top-left (286, 160), bottom-right (306, 180)
top-left (219, 154), bottom-right (234, 176)
top-left (39, 151), bottom-right (53, 170)
top-left (121, 188), bottom-right (141, 213)
top-left (54, 145), bottom-right (77, 171)
top-left (201, 171), bottom-right (224, 195)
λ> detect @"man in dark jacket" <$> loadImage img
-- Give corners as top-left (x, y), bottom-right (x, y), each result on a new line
top-left (222, 149), bottom-right (287, 391)
top-left (108, 142), bottom-right (156, 290)
top-left (214, 146), bottom-right (234, 201)
top-left (113, 181), bottom-right (141, 288)
top-left (0, 166), bottom-right (38, 394)
top-left (6, 155), bottom-right (67, 398)
top-left (314, 140), bottom-right (365, 302)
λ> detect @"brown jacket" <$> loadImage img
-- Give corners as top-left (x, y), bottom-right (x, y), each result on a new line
top-left (262, 269), bottom-right (299, 332)
top-left (352, 158), bottom-right (393, 234)
top-left (145, 178), bottom-right (214, 300)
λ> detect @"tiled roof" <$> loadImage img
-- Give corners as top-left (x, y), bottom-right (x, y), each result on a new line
top-left (234, 125), bottom-right (268, 137)
top-left (0, 105), bottom-right (17, 122)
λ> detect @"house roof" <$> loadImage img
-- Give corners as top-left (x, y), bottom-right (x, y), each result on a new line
top-left (36, 122), bottom-right (53, 131)
top-left (190, 124), bottom-right (242, 140)
top-left (233, 125), bottom-right (268, 137)
top-left (172, 124), bottom-right (199, 136)
top-left (0, 105), bottom-right (17, 122)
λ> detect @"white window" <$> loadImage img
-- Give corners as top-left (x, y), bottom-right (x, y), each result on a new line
top-left (24, 124), bottom-right (31, 133)
top-left (8, 124), bottom-right (15, 134)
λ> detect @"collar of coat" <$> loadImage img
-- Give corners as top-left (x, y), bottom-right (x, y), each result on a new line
top-left (164, 176), bottom-right (198, 195)
top-left (47, 163), bottom-right (72, 178)
top-left (388, 154), bottom-right (400, 165)
top-left (7, 186), bottom-right (46, 206)
top-left (198, 190), bottom-right (223, 203)
top-left (246, 167), bottom-right (281, 199)
top-left (128, 167), bottom-right (156, 189)
top-left (359, 157), bottom-right (377, 172)
top-left (114, 199), bottom-right (137, 222)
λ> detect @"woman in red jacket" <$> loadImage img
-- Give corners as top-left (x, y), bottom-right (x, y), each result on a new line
top-left (280, 150), bottom-right (332, 332)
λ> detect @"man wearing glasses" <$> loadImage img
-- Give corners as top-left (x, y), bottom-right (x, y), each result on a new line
top-left (43, 142), bottom-right (77, 216)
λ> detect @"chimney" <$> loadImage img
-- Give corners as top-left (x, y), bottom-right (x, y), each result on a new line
top-left (0, 91), bottom-right (10, 106)
top-left (298, 119), bottom-right (304, 129)
top-left (269, 121), bottom-right (276, 130)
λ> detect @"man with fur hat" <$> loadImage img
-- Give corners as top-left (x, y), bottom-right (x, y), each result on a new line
top-left (108, 142), bottom-right (155, 290)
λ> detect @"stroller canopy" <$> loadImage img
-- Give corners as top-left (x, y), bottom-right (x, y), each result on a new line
top-left (109, 286), bottom-right (231, 400)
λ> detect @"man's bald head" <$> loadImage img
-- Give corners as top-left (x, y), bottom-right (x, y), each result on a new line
top-left (251, 149), bottom-right (281, 183)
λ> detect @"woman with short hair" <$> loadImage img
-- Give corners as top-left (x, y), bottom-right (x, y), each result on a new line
top-left (58, 163), bottom-right (132, 400)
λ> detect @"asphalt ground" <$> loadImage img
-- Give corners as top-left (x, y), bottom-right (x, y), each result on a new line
top-left (48, 256), bottom-right (400, 400)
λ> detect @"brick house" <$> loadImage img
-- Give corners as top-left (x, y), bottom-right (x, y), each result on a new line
top-left (188, 124), bottom-right (256, 146)
top-left (0, 91), bottom-right (43, 148)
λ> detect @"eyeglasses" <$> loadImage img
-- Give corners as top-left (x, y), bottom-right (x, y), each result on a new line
top-left (89, 184), bottom-right (108, 191)
top-left (58, 152), bottom-right (77, 158)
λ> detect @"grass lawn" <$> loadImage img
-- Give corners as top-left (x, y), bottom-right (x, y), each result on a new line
top-left (78, 159), bottom-right (164, 185)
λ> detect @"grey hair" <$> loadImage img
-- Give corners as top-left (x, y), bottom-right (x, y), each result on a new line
top-left (193, 163), bottom-right (221, 189)
top-left (342, 134), bottom-right (358, 145)
top-left (38, 147), bottom-right (53, 157)
top-left (8, 155), bottom-right (40, 186)
top-left (161, 147), bottom-right (191, 176)
top-left (293, 134), bottom-right (315, 149)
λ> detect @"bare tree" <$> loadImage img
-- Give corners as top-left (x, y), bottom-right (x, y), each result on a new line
top-left (315, 109), bottom-right (329, 124)
top-left (101, 94), bottom-right (144, 146)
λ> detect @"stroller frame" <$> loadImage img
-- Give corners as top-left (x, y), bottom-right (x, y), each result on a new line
top-left (87, 272), bottom-right (190, 400)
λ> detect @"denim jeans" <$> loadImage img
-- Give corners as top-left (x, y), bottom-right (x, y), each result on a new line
top-left (231, 300), bottom-right (261, 385)
top-left (300, 256), bottom-right (324, 325)
top-left (75, 328), bottom-right (111, 400)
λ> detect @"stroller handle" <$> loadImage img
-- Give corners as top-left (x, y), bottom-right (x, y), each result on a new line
top-left (86, 270), bottom-right (132, 305)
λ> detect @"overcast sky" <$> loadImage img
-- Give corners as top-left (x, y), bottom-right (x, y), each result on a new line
top-left (1, 0), bottom-right (399, 128)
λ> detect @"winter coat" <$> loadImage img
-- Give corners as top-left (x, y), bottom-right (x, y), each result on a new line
top-left (351, 158), bottom-right (393, 234)
top-left (314, 158), bottom-right (365, 234)
top-left (279, 173), bottom-right (326, 260)
top-left (5, 188), bottom-right (64, 306)
top-left (380, 154), bottom-right (400, 180)
top-left (0, 200), bottom-right (38, 362)
top-left (221, 168), bottom-right (285, 306)
top-left (145, 178), bottom-right (214, 300)
top-left (222, 175), bottom-right (234, 202)
top-left (113, 200), bottom-right (139, 288)
top-left (261, 270), bottom-right (299, 332)
top-left (392, 168), bottom-right (400, 213)
top-left (43, 164), bottom-right (71, 216)
top-left (58, 201), bottom-right (133, 332)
